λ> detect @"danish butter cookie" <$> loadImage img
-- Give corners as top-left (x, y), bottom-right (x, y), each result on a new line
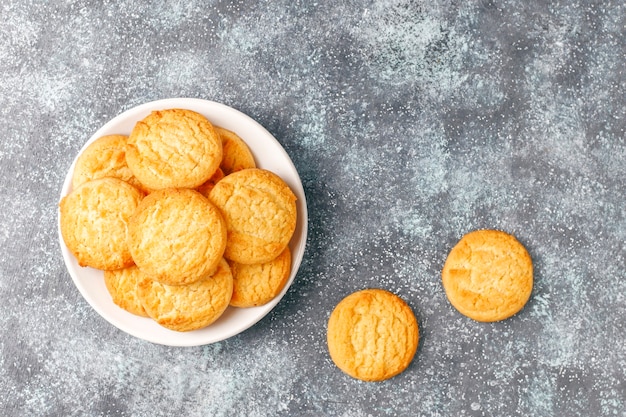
top-left (216, 126), bottom-right (256, 174)
top-left (327, 289), bottom-right (419, 382)
top-left (72, 135), bottom-right (146, 192)
top-left (128, 188), bottom-right (227, 286)
top-left (126, 109), bottom-right (222, 190)
top-left (229, 247), bottom-right (291, 308)
top-left (208, 168), bottom-right (297, 264)
top-left (137, 258), bottom-right (233, 332)
top-left (104, 265), bottom-right (149, 317)
top-left (59, 177), bottom-right (143, 270)
top-left (441, 229), bottom-right (533, 322)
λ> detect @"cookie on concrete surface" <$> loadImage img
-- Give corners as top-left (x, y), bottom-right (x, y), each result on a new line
top-left (208, 168), bottom-right (297, 265)
top-left (229, 247), bottom-right (291, 308)
top-left (59, 177), bottom-right (143, 270)
top-left (327, 289), bottom-right (419, 382)
top-left (137, 258), bottom-right (233, 332)
top-left (128, 188), bottom-right (227, 286)
top-left (72, 134), bottom-right (146, 192)
top-left (104, 265), bottom-right (149, 317)
top-left (216, 126), bottom-right (256, 175)
top-left (441, 229), bottom-right (533, 322)
top-left (126, 108), bottom-right (222, 190)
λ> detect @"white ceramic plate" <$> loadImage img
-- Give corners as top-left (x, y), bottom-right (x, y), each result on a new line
top-left (58, 98), bottom-right (308, 346)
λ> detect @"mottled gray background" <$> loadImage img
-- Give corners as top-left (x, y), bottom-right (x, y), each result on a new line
top-left (1, 0), bottom-right (624, 416)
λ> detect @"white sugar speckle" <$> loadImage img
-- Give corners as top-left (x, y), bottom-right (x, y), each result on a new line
top-left (1, 0), bottom-right (625, 416)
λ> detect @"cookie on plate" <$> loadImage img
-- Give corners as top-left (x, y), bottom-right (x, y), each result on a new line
top-left (59, 177), bottom-right (143, 270)
top-left (196, 167), bottom-right (225, 198)
top-left (216, 126), bottom-right (256, 175)
top-left (137, 258), bottom-right (234, 332)
top-left (229, 247), bottom-right (291, 308)
top-left (128, 188), bottom-right (227, 286)
top-left (208, 168), bottom-right (297, 264)
top-left (72, 134), bottom-right (146, 192)
top-left (126, 108), bottom-right (222, 190)
top-left (104, 265), bottom-right (149, 317)
top-left (327, 289), bottom-right (419, 382)
top-left (441, 229), bottom-right (533, 322)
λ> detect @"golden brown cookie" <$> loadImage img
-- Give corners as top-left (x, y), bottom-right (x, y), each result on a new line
top-left (229, 247), bottom-right (291, 308)
top-left (104, 265), bottom-right (149, 317)
top-left (196, 167), bottom-right (225, 198)
top-left (327, 289), bottom-right (419, 382)
top-left (208, 168), bottom-right (297, 265)
top-left (216, 126), bottom-right (256, 175)
top-left (128, 188), bottom-right (227, 286)
top-left (72, 134), bottom-right (146, 192)
top-left (126, 108), bottom-right (222, 190)
top-left (136, 258), bottom-right (233, 332)
top-left (441, 229), bottom-right (533, 322)
top-left (59, 177), bottom-right (143, 270)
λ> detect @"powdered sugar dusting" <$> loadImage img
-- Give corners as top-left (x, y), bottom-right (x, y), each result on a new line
top-left (1, 0), bottom-right (624, 415)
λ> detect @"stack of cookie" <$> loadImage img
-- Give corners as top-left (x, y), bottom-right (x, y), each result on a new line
top-left (59, 108), bottom-right (297, 332)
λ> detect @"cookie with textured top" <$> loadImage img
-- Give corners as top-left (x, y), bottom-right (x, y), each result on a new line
top-left (441, 229), bottom-right (533, 322)
top-left (128, 188), bottom-right (227, 286)
top-left (59, 177), bottom-right (143, 270)
top-left (137, 258), bottom-right (233, 332)
top-left (104, 265), bottom-right (149, 317)
top-left (208, 168), bottom-right (297, 264)
top-left (327, 289), bottom-right (419, 381)
top-left (72, 134), bottom-right (147, 192)
top-left (126, 108), bottom-right (222, 190)
top-left (229, 247), bottom-right (291, 308)
top-left (216, 126), bottom-right (256, 175)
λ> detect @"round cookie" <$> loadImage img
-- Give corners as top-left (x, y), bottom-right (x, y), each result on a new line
top-left (229, 247), bottom-right (291, 308)
top-left (59, 177), bottom-right (143, 270)
top-left (441, 229), bottom-right (533, 322)
top-left (126, 108), bottom-right (222, 190)
top-left (104, 265), bottom-right (149, 317)
top-left (128, 188), bottom-right (227, 286)
top-left (72, 134), bottom-right (146, 192)
top-left (208, 168), bottom-right (297, 265)
top-left (327, 289), bottom-right (419, 382)
top-left (136, 258), bottom-right (234, 332)
top-left (216, 126), bottom-right (256, 175)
